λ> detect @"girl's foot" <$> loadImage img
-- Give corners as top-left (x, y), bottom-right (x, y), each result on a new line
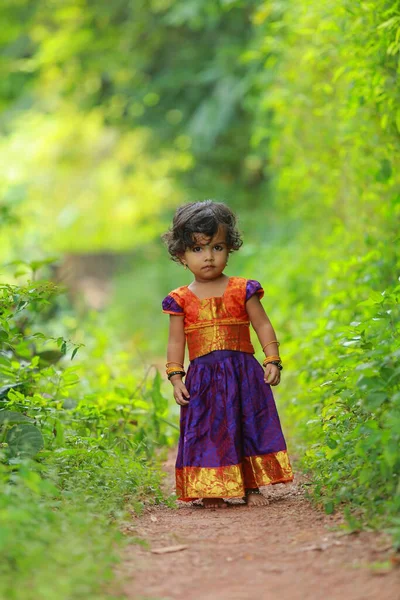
top-left (202, 498), bottom-right (228, 509)
top-left (244, 489), bottom-right (269, 507)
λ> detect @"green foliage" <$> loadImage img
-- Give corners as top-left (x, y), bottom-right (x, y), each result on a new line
top-left (278, 255), bottom-right (400, 541)
top-left (0, 456), bottom-right (155, 600)
top-left (0, 265), bottom-right (175, 598)
top-left (3, 420), bottom-right (44, 459)
top-left (1, 0), bottom-right (400, 569)
top-left (0, 0), bottom-right (271, 257)
top-left (248, 0), bottom-right (400, 545)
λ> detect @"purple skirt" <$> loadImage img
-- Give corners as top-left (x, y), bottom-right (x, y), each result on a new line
top-left (175, 350), bottom-right (293, 501)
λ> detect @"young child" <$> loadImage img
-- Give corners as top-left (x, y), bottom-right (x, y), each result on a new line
top-left (161, 200), bottom-right (293, 508)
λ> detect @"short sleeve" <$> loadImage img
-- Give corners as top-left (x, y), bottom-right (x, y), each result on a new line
top-left (245, 279), bottom-right (264, 301)
top-left (162, 293), bottom-right (184, 315)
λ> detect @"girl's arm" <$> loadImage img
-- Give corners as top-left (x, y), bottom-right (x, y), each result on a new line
top-left (167, 315), bottom-right (190, 405)
top-left (246, 295), bottom-right (281, 386)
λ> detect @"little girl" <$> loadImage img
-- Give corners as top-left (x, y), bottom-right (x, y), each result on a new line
top-left (161, 200), bottom-right (293, 508)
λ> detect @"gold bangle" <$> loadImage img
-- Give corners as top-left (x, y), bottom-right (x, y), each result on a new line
top-left (262, 340), bottom-right (280, 352)
top-left (262, 355), bottom-right (281, 366)
top-left (166, 366), bottom-right (185, 375)
top-left (166, 362), bottom-right (184, 369)
top-left (167, 370), bottom-right (186, 380)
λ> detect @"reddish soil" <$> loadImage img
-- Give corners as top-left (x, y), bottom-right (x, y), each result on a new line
top-left (116, 452), bottom-right (400, 600)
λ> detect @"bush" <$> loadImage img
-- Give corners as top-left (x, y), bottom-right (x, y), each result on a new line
top-left (0, 266), bottom-right (176, 599)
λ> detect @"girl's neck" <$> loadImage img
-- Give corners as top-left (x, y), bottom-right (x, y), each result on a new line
top-left (192, 273), bottom-right (227, 286)
top-left (188, 274), bottom-right (230, 298)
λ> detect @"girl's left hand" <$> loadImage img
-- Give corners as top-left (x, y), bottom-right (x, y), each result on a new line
top-left (264, 363), bottom-right (280, 386)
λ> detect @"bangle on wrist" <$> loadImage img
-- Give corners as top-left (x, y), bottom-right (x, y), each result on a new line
top-left (263, 355), bottom-right (280, 364)
top-left (263, 359), bottom-right (283, 371)
top-left (167, 370), bottom-right (186, 380)
top-left (166, 364), bottom-right (185, 376)
top-left (262, 355), bottom-right (282, 367)
top-left (262, 340), bottom-right (280, 352)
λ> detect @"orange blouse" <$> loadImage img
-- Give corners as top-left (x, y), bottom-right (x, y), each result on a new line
top-left (162, 276), bottom-right (264, 361)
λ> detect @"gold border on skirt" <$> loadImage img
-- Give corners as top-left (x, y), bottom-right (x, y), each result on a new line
top-left (176, 450), bottom-right (293, 501)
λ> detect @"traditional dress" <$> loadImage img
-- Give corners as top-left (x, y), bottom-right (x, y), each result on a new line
top-left (162, 276), bottom-right (293, 501)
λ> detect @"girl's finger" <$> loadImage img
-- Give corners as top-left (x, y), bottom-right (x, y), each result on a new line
top-left (178, 386), bottom-right (190, 401)
top-left (265, 366), bottom-right (279, 380)
top-left (175, 393), bottom-right (189, 406)
top-left (265, 373), bottom-right (280, 385)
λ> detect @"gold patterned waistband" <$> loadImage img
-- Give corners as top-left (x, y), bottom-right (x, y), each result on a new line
top-left (184, 319), bottom-right (250, 333)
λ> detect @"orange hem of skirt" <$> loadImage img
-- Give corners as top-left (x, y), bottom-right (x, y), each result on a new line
top-left (175, 449), bottom-right (294, 502)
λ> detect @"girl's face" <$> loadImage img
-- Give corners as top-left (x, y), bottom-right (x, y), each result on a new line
top-left (182, 226), bottom-right (229, 281)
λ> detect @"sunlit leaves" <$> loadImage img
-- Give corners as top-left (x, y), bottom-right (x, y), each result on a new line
top-left (246, 0), bottom-right (400, 546)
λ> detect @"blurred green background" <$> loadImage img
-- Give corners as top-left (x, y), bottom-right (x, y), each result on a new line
top-left (1, 1), bottom-right (400, 597)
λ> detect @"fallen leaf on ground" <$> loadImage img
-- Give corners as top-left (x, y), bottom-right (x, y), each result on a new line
top-left (300, 544), bottom-right (325, 552)
top-left (151, 545), bottom-right (188, 554)
top-left (300, 540), bottom-right (343, 552)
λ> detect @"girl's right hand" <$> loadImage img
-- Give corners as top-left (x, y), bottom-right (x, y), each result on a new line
top-left (171, 378), bottom-right (190, 406)
top-left (264, 363), bottom-right (281, 386)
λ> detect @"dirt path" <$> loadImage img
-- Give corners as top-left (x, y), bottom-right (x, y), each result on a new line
top-left (117, 453), bottom-right (400, 600)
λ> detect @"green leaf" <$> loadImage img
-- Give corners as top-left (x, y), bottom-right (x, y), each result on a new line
top-left (365, 392), bottom-right (387, 408)
top-left (375, 159), bottom-right (392, 182)
top-left (0, 383), bottom-right (25, 399)
top-left (0, 410), bottom-right (33, 424)
top-left (324, 501), bottom-right (334, 515)
top-left (36, 350), bottom-right (64, 365)
top-left (151, 371), bottom-right (168, 414)
top-left (6, 423), bottom-right (44, 458)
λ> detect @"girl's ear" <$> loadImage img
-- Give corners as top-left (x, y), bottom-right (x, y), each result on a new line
top-left (176, 253), bottom-right (186, 268)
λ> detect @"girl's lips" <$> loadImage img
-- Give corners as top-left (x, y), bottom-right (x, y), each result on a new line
top-left (202, 265), bottom-right (215, 270)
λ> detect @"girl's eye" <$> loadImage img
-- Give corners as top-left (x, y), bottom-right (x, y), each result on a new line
top-left (192, 246), bottom-right (202, 252)
top-left (214, 245), bottom-right (224, 251)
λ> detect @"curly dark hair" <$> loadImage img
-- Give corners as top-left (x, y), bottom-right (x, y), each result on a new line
top-left (162, 200), bottom-right (243, 263)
